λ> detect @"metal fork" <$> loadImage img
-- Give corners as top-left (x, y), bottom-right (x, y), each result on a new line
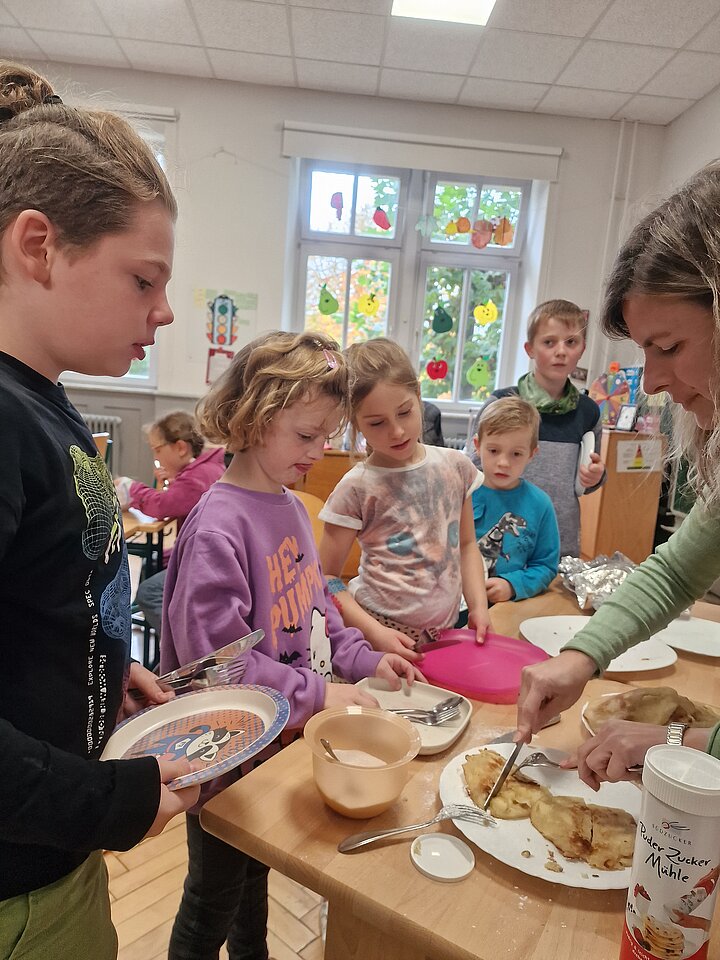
top-left (159, 657), bottom-right (248, 692)
top-left (338, 803), bottom-right (496, 853)
top-left (513, 751), bottom-right (563, 783)
top-left (388, 707), bottom-right (461, 726)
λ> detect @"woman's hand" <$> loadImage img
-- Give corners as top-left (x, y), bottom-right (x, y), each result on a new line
top-left (579, 452), bottom-right (605, 489)
top-left (515, 650), bottom-right (597, 742)
top-left (121, 661), bottom-right (174, 719)
top-left (571, 720), bottom-right (665, 790)
top-left (367, 624), bottom-right (424, 663)
top-left (485, 578), bottom-right (514, 604)
top-left (142, 757), bottom-right (201, 839)
top-left (323, 682), bottom-right (379, 710)
top-left (375, 653), bottom-right (426, 689)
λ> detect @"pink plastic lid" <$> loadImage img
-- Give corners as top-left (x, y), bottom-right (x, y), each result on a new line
top-left (419, 629), bottom-right (549, 704)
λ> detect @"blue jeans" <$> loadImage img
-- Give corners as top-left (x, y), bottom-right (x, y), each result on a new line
top-left (134, 568), bottom-right (166, 637)
top-left (168, 814), bottom-right (269, 960)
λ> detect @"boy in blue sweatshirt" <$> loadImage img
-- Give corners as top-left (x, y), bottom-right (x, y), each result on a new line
top-left (472, 396), bottom-right (560, 603)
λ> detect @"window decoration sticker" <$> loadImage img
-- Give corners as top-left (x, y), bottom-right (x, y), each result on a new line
top-left (206, 346), bottom-right (235, 386)
top-left (432, 304), bottom-right (453, 333)
top-left (456, 216), bottom-right (471, 233)
top-left (466, 356), bottom-right (492, 393)
top-left (415, 214), bottom-right (439, 237)
top-left (372, 206), bottom-right (391, 231)
top-left (426, 357), bottom-right (448, 381)
top-left (589, 364), bottom-right (631, 427)
top-left (318, 283), bottom-right (340, 315)
top-left (357, 292), bottom-right (379, 316)
top-left (445, 220), bottom-right (458, 236)
top-left (473, 301), bottom-right (498, 326)
top-left (330, 191), bottom-right (343, 220)
top-left (471, 219), bottom-right (494, 249)
top-left (492, 217), bottom-right (514, 246)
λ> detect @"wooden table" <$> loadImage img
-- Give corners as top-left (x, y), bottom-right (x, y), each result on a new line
top-left (202, 588), bottom-right (720, 960)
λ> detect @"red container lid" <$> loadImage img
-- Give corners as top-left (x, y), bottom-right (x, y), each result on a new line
top-left (419, 629), bottom-right (549, 704)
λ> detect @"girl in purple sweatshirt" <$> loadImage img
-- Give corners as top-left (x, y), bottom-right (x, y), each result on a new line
top-left (161, 331), bottom-right (421, 960)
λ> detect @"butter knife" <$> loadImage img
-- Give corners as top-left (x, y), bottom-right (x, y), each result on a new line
top-left (482, 740), bottom-right (523, 812)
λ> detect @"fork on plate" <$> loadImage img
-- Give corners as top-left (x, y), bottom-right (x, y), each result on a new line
top-left (387, 706), bottom-right (461, 725)
top-left (338, 803), bottom-right (496, 852)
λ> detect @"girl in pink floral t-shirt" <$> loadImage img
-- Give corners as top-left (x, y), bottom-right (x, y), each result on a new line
top-left (320, 338), bottom-right (489, 664)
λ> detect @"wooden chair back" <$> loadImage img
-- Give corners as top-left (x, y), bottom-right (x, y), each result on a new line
top-left (291, 490), bottom-right (360, 581)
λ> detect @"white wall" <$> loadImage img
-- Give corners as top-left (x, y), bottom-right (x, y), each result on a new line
top-left (38, 60), bottom-right (666, 397)
top-left (658, 87), bottom-right (720, 195)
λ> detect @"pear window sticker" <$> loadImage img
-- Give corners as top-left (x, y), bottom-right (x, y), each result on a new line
top-left (318, 284), bottom-right (339, 315)
top-left (466, 357), bottom-right (492, 394)
top-left (357, 293), bottom-right (379, 316)
top-left (432, 305), bottom-right (453, 334)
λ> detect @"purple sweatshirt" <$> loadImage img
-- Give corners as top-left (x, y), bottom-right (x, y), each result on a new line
top-left (129, 446), bottom-right (226, 532)
top-left (161, 482), bottom-right (383, 730)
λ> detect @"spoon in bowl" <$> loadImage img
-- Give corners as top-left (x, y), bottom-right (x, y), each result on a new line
top-left (320, 738), bottom-right (340, 762)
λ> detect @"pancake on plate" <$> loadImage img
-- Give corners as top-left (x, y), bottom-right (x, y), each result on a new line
top-left (462, 750), bottom-right (549, 820)
top-left (587, 804), bottom-right (635, 870)
top-left (530, 794), bottom-right (592, 860)
top-left (584, 686), bottom-right (720, 734)
top-left (641, 914), bottom-right (685, 959)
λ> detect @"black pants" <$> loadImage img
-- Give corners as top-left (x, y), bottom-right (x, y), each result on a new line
top-left (168, 813), bottom-right (269, 960)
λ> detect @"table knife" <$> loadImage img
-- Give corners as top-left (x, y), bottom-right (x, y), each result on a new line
top-left (482, 740), bottom-right (523, 812)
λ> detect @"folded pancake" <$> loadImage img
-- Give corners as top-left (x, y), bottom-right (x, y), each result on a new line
top-left (584, 686), bottom-right (720, 734)
top-left (530, 794), bottom-right (592, 860)
top-left (462, 750), bottom-right (549, 820)
top-left (587, 804), bottom-right (635, 870)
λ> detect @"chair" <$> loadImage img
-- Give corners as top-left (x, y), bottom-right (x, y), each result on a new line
top-left (92, 432), bottom-right (113, 469)
top-left (292, 490), bottom-right (360, 581)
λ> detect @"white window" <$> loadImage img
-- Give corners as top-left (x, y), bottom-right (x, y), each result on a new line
top-left (295, 159), bottom-right (529, 409)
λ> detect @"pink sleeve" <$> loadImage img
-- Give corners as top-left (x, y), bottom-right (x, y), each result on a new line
top-left (129, 471), bottom-right (210, 522)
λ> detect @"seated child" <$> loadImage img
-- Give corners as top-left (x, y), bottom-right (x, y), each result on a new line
top-left (465, 299), bottom-right (605, 557)
top-left (319, 337), bottom-right (489, 659)
top-left (114, 410), bottom-right (226, 636)
top-left (472, 397), bottom-right (560, 603)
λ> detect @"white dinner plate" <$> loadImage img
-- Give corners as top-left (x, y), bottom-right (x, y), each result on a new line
top-left (439, 741), bottom-right (641, 890)
top-left (101, 684), bottom-right (289, 790)
top-left (653, 616), bottom-right (720, 657)
top-left (520, 616), bottom-right (677, 673)
top-left (355, 678), bottom-right (472, 755)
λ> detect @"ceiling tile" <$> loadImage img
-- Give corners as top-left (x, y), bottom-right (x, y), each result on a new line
top-left (378, 68), bottom-right (464, 102)
top-left (615, 94), bottom-right (695, 124)
top-left (556, 40), bottom-right (674, 92)
top-left (0, 3), bottom-right (17, 26)
top-left (0, 26), bottom-right (43, 58)
top-left (471, 29), bottom-right (580, 84)
top-left (95, 0), bottom-right (202, 45)
top-left (208, 48), bottom-right (295, 85)
top-left (289, 0), bottom-right (390, 11)
top-left (687, 16), bottom-right (720, 54)
top-left (536, 85), bottom-right (629, 119)
top-left (383, 18), bottom-right (482, 74)
top-left (488, 0), bottom-right (612, 38)
top-left (459, 77), bottom-right (549, 111)
top-left (4, 0), bottom-right (110, 35)
top-left (29, 30), bottom-right (129, 68)
top-left (642, 50), bottom-right (720, 100)
top-left (296, 58), bottom-right (379, 94)
top-left (291, 7), bottom-right (386, 65)
top-left (592, 0), bottom-right (719, 48)
top-left (191, 0), bottom-right (291, 55)
top-left (118, 38), bottom-right (212, 77)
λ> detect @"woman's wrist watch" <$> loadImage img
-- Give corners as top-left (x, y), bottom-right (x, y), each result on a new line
top-left (667, 722), bottom-right (688, 746)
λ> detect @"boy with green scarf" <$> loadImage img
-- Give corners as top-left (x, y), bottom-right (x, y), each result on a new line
top-left (466, 300), bottom-right (606, 557)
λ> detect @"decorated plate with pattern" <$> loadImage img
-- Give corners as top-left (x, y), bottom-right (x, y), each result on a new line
top-left (101, 684), bottom-right (290, 790)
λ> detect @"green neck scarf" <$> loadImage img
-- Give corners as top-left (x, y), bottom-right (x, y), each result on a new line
top-left (518, 372), bottom-right (579, 415)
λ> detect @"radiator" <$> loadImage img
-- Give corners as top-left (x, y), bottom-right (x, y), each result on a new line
top-left (82, 413), bottom-right (122, 468)
top-left (445, 437), bottom-right (467, 450)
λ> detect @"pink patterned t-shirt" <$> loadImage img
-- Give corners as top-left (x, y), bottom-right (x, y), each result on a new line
top-left (320, 445), bottom-right (482, 631)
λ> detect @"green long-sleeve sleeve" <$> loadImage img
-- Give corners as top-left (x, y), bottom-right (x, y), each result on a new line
top-left (562, 501), bottom-right (720, 672)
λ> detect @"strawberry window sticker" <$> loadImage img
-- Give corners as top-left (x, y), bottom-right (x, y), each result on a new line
top-left (372, 207), bottom-right (391, 231)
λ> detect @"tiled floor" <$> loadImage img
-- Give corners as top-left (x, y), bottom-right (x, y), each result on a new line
top-left (105, 814), bottom-right (325, 960)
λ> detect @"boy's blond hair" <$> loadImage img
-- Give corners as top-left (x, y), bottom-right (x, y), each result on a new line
top-left (197, 331), bottom-right (348, 453)
top-left (476, 396), bottom-right (540, 449)
top-left (526, 299), bottom-right (587, 342)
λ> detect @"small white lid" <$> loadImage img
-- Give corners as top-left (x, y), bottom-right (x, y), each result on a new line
top-left (410, 833), bottom-right (475, 882)
top-left (643, 745), bottom-right (720, 817)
